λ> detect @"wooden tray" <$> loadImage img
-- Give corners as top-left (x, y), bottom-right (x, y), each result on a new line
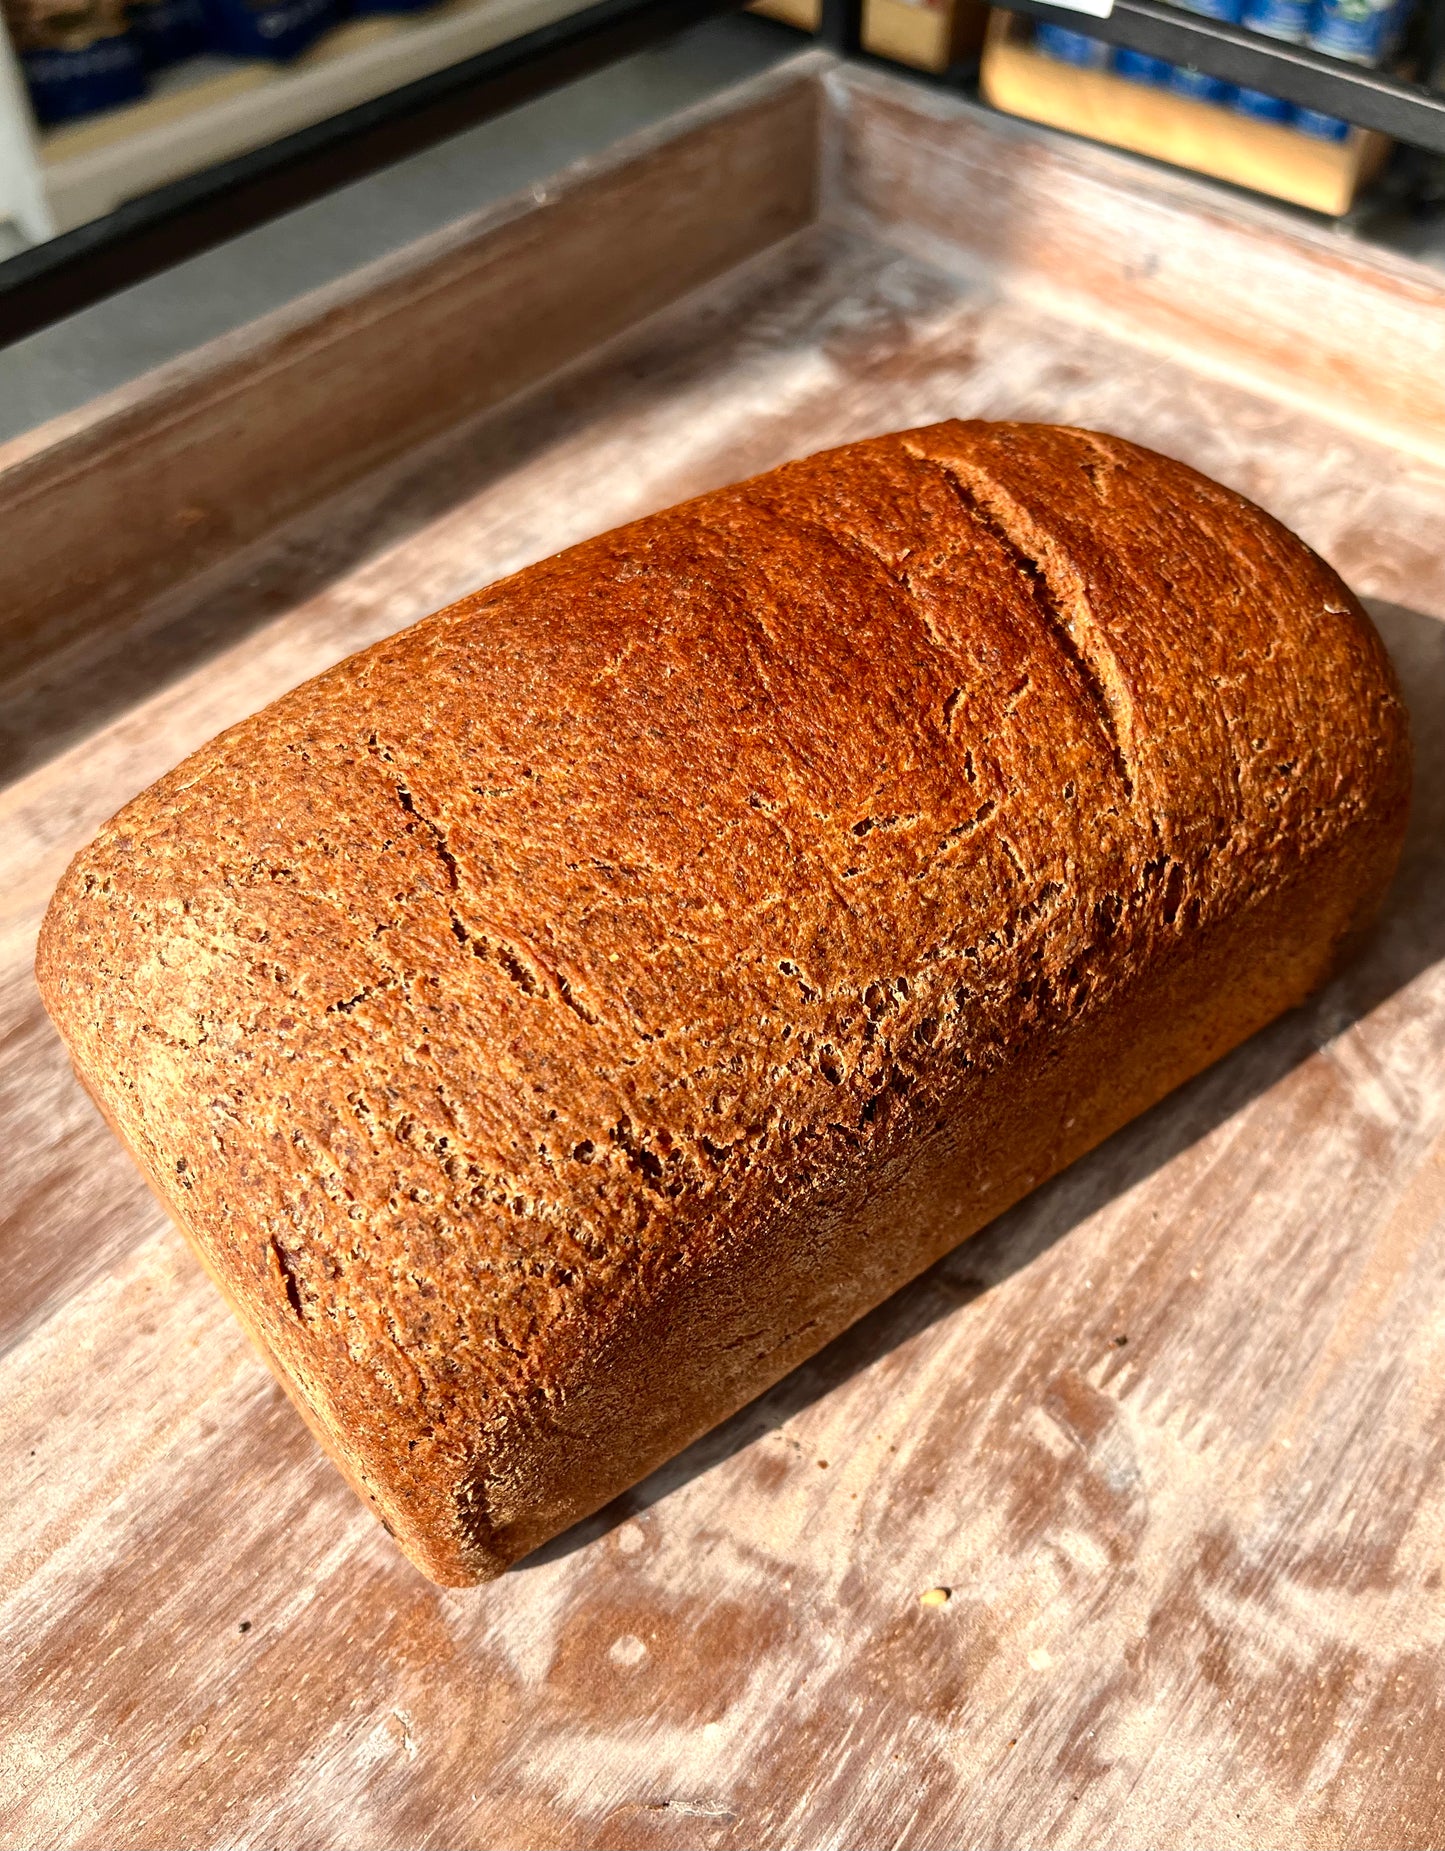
top-left (4, 52), bottom-right (1445, 1849)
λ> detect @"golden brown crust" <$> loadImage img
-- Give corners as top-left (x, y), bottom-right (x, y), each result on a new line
top-left (36, 422), bottom-right (1411, 1584)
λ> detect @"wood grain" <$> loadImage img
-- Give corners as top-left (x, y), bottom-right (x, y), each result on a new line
top-left (4, 59), bottom-right (1445, 1849)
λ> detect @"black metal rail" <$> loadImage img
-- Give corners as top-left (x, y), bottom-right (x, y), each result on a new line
top-left (992, 0), bottom-right (1445, 152)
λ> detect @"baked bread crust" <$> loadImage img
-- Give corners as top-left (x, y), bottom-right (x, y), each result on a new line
top-left (37, 421), bottom-right (1410, 1584)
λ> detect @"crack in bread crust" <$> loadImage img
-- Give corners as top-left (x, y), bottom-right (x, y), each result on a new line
top-left (914, 450), bottom-right (1138, 801)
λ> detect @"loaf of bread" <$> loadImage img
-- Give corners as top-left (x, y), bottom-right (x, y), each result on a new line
top-left (38, 422), bottom-right (1409, 1585)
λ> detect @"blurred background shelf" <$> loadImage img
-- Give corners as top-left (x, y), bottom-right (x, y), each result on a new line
top-left (987, 0), bottom-right (1445, 151)
top-left (33, 0), bottom-right (588, 235)
top-left (0, 0), bottom-right (750, 339)
top-left (859, 0), bottom-right (984, 72)
top-left (980, 10), bottom-right (1391, 214)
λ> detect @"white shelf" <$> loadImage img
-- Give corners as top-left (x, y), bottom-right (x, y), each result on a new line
top-left (0, 0), bottom-right (587, 244)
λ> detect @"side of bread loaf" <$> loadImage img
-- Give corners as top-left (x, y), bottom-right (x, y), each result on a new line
top-left (37, 422), bottom-right (1410, 1584)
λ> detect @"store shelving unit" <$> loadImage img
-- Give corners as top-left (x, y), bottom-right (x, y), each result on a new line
top-left (979, 9), bottom-right (1393, 215)
top-left (13, 0), bottom-right (595, 241)
top-left (990, 0), bottom-right (1445, 151)
top-left (0, 0), bottom-right (747, 338)
top-left (1, 0), bottom-right (1443, 340)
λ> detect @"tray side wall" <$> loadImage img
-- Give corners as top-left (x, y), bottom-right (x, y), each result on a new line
top-left (825, 64), bottom-right (1445, 465)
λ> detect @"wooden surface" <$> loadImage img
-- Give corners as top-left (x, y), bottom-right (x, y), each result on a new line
top-left (978, 12), bottom-right (1386, 217)
top-left (3, 58), bottom-right (1445, 1850)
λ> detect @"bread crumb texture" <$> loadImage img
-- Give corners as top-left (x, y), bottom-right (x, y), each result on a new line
top-left (36, 422), bottom-right (1410, 1584)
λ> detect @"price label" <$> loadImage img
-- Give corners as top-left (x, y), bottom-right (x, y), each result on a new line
top-left (1043, 0), bottom-right (1115, 17)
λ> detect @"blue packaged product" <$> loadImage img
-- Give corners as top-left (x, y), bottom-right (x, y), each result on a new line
top-left (1167, 63), bottom-right (1234, 100)
top-left (1113, 45), bottom-right (1173, 82)
top-left (14, 0), bottom-right (146, 124)
top-left (1240, 0), bottom-right (1311, 39)
top-left (1308, 0), bottom-right (1408, 67)
top-left (1232, 84), bottom-right (1292, 117)
top-left (200, 0), bottom-right (334, 61)
top-left (129, 0), bottom-right (208, 67)
top-left (1293, 106), bottom-right (1351, 138)
top-left (1033, 23), bottom-right (1110, 66)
